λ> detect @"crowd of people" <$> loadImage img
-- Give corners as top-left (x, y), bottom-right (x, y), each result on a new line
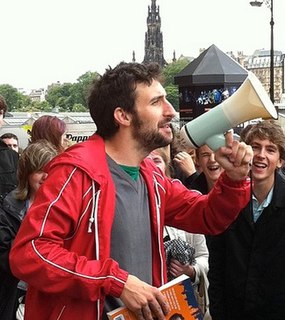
top-left (0, 61), bottom-right (284, 320)
top-left (0, 97), bottom-right (68, 319)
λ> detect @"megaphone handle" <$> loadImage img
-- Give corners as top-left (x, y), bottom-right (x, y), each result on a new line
top-left (205, 134), bottom-right (227, 152)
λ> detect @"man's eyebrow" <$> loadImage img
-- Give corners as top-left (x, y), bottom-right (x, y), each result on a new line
top-left (252, 142), bottom-right (278, 149)
top-left (267, 144), bottom-right (278, 149)
top-left (149, 95), bottom-right (164, 103)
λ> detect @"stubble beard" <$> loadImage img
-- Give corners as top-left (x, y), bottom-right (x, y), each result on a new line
top-left (131, 114), bottom-right (172, 153)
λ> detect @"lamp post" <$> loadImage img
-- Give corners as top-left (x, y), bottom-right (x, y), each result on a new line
top-left (250, 0), bottom-right (274, 103)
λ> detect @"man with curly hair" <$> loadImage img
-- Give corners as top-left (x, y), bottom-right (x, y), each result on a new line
top-left (10, 62), bottom-right (252, 320)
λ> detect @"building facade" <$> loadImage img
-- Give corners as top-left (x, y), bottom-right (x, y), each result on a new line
top-left (29, 88), bottom-right (46, 102)
top-left (235, 49), bottom-right (284, 103)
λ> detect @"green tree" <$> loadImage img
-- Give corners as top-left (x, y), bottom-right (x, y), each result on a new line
top-left (165, 85), bottom-right (179, 111)
top-left (21, 100), bottom-right (53, 112)
top-left (71, 103), bottom-right (87, 112)
top-left (162, 58), bottom-right (190, 87)
top-left (45, 83), bottom-right (73, 111)
top-left (45, 71), bottom-right (99, 112)
top-left (45, 84), bottom-right (62, 108)
top-left (0, 84), bottom-right (28, 111)
top-left (75, 71), bottom-right (100, 107)
top-left (162, 58), bottom-right (191, 111)
top-left (40, 101), bottom-right (53, 112)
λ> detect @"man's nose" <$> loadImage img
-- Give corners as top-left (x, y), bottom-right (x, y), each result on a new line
top-left (209, 153), bottom-right (216, 162)
top-left (164, 99), bottom-right (176, 118)
top-left (256, 148), bottom-right (266, 158)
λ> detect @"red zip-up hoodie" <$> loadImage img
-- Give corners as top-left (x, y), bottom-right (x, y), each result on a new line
top-left (10, 134), bottom-right (250, 320)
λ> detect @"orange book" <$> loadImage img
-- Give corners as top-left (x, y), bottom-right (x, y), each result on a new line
top-left (107, 275), bottom-right (203, 320)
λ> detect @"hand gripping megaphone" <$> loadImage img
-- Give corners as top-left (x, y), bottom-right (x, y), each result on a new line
top-left (180, 71), bottom-right (278, 151)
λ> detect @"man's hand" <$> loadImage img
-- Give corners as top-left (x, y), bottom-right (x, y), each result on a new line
top-left (214, 131), bottom-right (253, 181)
top-left (120, 275), bottom-right (170, 320)
top-left (173, 151), bottom-right (196, 176)
top-left (169, 259), bottom-right (196, 281)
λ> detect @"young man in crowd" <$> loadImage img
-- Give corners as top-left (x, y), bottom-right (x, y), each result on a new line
top-left (208, 121), bottom-right (285, 320)
top-left (10, 62), bottom-right (252, 320)
top-left (0, 132), bottom-right (19, 153)
top-left (0, 95), bottom-right (18, 204)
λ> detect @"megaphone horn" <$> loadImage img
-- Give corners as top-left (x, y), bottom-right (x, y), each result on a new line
top-left (180, 71), bottom-right (278, 151)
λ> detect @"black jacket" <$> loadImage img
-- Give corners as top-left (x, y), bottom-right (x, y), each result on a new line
top-left (185, 172), bottom-right (208, 194)
top-left (0, 191), bottom-right (26, 320)
top-left (208, 171), bottom-right (285, 320)
top-left (0, 139), bottom-right (18, 204)
top-left (185, 172), bottom-right (214, 248)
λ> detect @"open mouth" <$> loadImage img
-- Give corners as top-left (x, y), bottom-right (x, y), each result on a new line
top-left (253, 162), bottom-right (267, 169)
top-left (160, 123), bottom-right (170, 129)
top-left (208, 165), bottom-right (220, 171)
top-left (159, 123), bottom-right (172, 133)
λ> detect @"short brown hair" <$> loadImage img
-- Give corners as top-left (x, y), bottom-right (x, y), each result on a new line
top-left (243, 120), bottom-right (285, 160)
top-left (0, 133), bottom-right (18, 141)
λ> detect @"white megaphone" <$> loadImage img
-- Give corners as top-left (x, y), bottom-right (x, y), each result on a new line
top-left (180, 71), bottom-right (278, 151)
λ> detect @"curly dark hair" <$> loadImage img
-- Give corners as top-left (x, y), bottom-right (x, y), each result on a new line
top-left (87, 62), bottom-right (163, 139)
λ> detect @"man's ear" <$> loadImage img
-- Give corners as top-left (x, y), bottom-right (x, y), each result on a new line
top-left (277, 158), bottom-right (284, 169)
top-left (114, 107), bottom-right (131, 127)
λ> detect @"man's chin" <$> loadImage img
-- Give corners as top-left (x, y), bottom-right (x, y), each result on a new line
top-left (159, 138), bottom-right (172, 148)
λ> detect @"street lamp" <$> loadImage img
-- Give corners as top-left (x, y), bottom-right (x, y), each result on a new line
top-left (250, 0), bottom-right (274, 103)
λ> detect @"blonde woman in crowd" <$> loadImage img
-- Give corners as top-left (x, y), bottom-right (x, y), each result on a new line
top-left (0, 140), bottom-right (57, 320)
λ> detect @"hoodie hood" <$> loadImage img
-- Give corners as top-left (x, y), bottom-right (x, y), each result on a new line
top-left (45, 134), bottom-right (155, 184)
top-left (45, 134), bottom-right (109, 184)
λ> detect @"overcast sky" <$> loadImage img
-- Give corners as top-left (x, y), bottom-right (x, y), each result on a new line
top-left (1, 0), bottom-right (284, 90)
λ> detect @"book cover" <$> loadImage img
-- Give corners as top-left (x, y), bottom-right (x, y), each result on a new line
top-left (107, 274), bottom-right (203, 320)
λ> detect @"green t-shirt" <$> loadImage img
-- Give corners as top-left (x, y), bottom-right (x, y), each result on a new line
top-left (119, 164), bottom-right (140, 181)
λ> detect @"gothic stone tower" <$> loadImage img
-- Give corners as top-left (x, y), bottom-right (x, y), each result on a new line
top-left (143, 0), bottom-right (167, 67)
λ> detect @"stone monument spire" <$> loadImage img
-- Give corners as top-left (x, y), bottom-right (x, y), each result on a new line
top-left (143, 0), bottom-right (167, 67)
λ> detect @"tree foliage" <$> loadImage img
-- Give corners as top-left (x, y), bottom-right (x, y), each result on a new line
top-left (45, 71), bottom-right (99, 112)
top-left (162, 58), bottom-right (190, 87)
top-left (0, 60), bottom-right (189, 113)
top-left (162, 58), bottom-right (191, 111)
top-left (0, 84), bottom-right (31, 111)
top-left (164, 85), bottom-right (179, 111)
